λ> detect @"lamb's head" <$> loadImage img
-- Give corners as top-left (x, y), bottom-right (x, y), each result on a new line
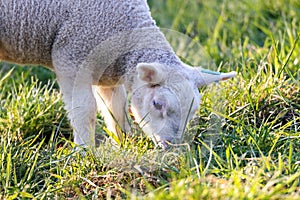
top-left (130, 62), bottom-right (236, 147)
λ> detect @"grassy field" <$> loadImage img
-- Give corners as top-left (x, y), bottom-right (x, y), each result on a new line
top-left (0, 0), bottom-right (299, 199)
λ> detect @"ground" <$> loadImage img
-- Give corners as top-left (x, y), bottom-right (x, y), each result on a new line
top-left (0, 0), bottom-right (299, 199)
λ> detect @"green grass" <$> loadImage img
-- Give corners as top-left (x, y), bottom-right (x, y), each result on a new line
top-left (0, 0), bottom-right (299, 199)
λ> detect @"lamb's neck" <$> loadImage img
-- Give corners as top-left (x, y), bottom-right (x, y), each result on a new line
top-left (96, 26), bottom-right (182, 91)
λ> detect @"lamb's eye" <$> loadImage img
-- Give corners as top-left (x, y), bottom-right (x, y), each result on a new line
top-left (153, 100), bottom-right (163, 110)
top-left (150, 84), bottom-right (160, 88)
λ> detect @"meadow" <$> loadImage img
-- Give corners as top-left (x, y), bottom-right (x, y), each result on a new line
top-left (0, 0), bottom-right (299, 199)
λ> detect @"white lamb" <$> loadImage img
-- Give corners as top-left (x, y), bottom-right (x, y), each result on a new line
top-left (0, 0), bottom-right (236, 148)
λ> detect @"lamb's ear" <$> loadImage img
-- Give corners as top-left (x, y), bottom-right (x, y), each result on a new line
top-left (193, 68), bottom-right (237, 87)
top-left (137, 63), bottom-right (166, 84)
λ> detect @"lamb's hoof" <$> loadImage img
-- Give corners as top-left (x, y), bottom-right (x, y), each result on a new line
top-left (73, 144), bottom-right (95, 156)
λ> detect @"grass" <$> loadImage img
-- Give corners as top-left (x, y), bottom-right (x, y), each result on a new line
top-left (0, 0), bottom-right (299, 199)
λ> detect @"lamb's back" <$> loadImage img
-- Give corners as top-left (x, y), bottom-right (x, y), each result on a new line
top-left (0, 0), bottom-right (155, 68)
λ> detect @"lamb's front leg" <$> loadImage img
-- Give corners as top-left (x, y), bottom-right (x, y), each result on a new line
top-left (56, 72), bottom-right (97, 147)
top-left (93, 85), bottom-right (129, 142)
top-left (71, 85), bottom-right (97, 147)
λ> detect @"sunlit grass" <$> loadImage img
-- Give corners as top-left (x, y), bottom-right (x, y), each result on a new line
top-left (0, 0), bottom-right (299, 199)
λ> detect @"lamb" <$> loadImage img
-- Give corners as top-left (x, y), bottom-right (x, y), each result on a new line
top-left (0, 0), bottom-right (236, 148)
